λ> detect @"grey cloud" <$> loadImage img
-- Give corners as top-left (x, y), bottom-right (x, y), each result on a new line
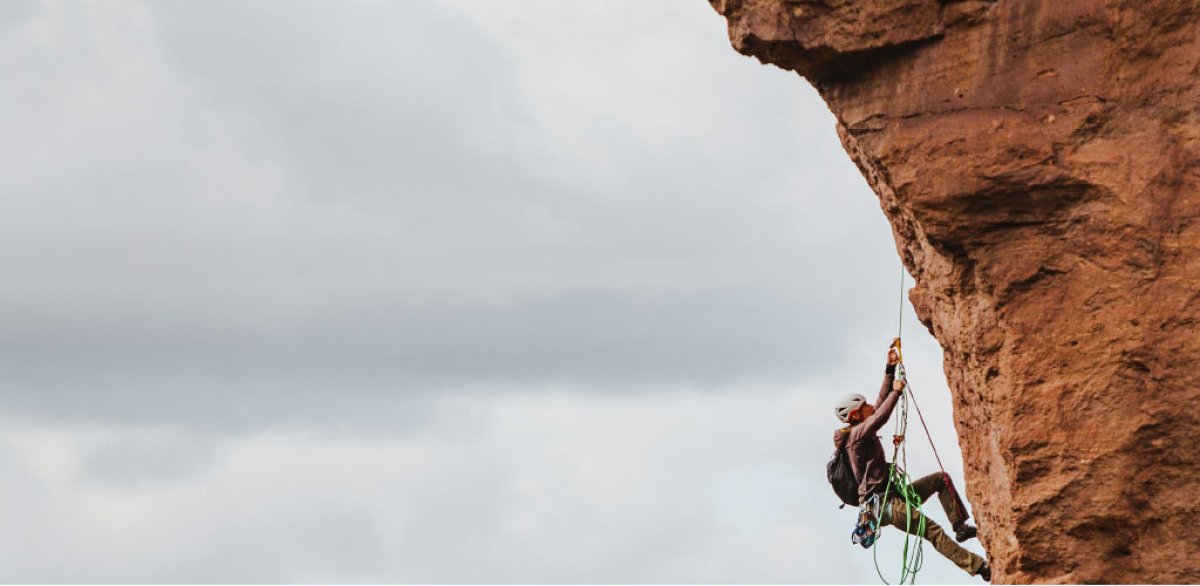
top-left (0, 0), bottom-right (897, 430)
top-left (0, 288), bottom-right (854, 429)
top-left (0, 388), bottom-right (973, 583)
top-left (153, 0), bottom-right (530, 198)
top-left (0, 1), bottom-right (34, 35)
top-left (76, 430), bottom-right (217, 489)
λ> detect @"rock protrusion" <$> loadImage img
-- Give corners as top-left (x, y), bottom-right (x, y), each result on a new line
top-left (711, 0), bottom-right (1200, 583)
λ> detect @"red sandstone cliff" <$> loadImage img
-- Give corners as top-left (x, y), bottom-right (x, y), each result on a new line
top-left (710, 1), bottom-right (1200, 582)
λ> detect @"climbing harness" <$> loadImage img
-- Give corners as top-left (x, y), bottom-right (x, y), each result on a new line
top-left (863, 269), bottom-right (967, 584)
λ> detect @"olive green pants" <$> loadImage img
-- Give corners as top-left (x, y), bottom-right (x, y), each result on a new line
top-left (884, 473), bottom-right (986, 576)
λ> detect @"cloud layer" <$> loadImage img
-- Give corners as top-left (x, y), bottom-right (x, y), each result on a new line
top-left (0, 384), bottom-right (982, 583)
top-left (0, 0), bottom-right (981, 582)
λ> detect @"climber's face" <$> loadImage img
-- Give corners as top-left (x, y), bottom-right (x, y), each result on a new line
top-left (849, 404), bottom-right (875, 424)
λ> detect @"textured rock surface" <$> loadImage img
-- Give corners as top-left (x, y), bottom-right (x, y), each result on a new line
top-left (711, 1), bottom-right (1200, 583)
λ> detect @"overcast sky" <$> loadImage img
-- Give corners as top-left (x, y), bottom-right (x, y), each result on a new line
top-left (0, 1), bottom-right (984, 583)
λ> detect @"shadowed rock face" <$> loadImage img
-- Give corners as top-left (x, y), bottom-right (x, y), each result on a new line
top-left (711, 1), bottom-right (1200, 582)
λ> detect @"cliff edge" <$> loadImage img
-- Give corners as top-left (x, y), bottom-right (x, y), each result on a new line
top-left (710, 1), bottom-right (1200, 582)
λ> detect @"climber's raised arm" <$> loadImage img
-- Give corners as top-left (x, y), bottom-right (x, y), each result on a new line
top-left (847, 349), bottom-right (903, 440)
top-left (872, 348), bottom-right (900, 408)
top-left (859, 382), bottom-right (901, 437)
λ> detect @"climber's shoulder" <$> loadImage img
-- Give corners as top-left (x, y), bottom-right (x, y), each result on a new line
top-left (833, 427), bottom-right (852, 448)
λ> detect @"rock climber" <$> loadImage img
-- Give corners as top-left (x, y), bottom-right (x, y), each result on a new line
top-left (832, 346), bottom-right (991, 581)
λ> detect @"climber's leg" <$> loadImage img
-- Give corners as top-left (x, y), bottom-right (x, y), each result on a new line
top-left (910, 472), bottom-right (969, 528)
top-left (887, 497), bottom-right (985, 576)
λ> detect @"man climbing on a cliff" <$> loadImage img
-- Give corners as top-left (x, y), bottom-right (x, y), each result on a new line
top-left (832, 347), bottom-right (991, 581)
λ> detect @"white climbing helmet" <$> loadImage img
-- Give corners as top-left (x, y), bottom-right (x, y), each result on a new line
top-left (835, 393), bottom-right (868, 423)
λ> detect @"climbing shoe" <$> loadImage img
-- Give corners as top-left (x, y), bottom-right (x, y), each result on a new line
top-left (954, 523), bottom-right (978, 543)
top-left (977, 562), bottom-right (991, 582)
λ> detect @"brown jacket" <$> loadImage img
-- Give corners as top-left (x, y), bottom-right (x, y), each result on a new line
top-left (832, 364), bottom-right (900, 503)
